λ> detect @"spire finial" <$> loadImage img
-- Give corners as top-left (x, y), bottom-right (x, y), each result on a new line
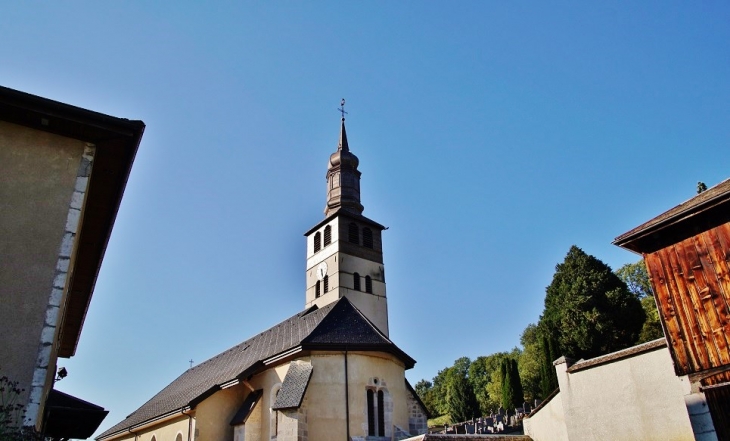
top-left (338, 98), bottom-right (348, 121)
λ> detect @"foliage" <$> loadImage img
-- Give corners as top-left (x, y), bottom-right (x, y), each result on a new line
top-left (539, 333), bottom-right (559, 397)
top-left (638, 295), bottom-right (665, 342)
top-left (518, 324), bottom-right (542, 401)
top-left (0, 372), bottom-right (40, 441)
top-left (447, 366), bottom-right (479, 423)
top-left (414, 380), bottom-right (438, 417)
top-left (500, 359), bottom-right (523, 412)
top-left (540, 246), bottom-right (645, 359)
top-left (615, 261), bottom-right (653, 299)
top-left (615, 260), bottom-right (664, 343)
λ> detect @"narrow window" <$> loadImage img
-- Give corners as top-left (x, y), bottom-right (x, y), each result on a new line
top-left (365, 276), bottom-right (372, 294)
top-left (353, 272), bottom-right (361, 291)
top-left (315, 280), bottom-right (321, 298)
top-left (348, 222), bottom-right (359, 244)
top-left (314, 232), bottom-right (321, 253)
top-left (324, 225), bottom-right (332, 246)
top-left (367, 390), bottom-right (375, 436)
top-left (323, 275), bottom-right (329, 293)
top-left (377, 390), bottom-right (385, 436)
top-left (363, 227), bottom-right (373, 249)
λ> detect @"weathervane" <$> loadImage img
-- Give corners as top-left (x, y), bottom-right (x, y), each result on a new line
top-left (338, 98), bottom-right (348, 120)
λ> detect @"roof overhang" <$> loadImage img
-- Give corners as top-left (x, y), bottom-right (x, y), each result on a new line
top-left (613, 179), bottom-right (730, 254)
top-left (43, 389), bottom-right (109, 439)
top-left (0, 86), bottom-right (145, 357)
top-left (304, 209), bottom-right (386, 236)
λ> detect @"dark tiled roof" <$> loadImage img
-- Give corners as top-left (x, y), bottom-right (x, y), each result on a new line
top-left (614, 178), bottom-right (730, 252)
top-left (229, 390), bottom-right (262, 426)
top-left (272, 362), bottom-right (313, 410)
top-left (98, 298), bottom-right (413, 440)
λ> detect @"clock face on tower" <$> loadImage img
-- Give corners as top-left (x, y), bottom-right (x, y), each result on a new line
top-left (317, 262), bottom-right (328, 280)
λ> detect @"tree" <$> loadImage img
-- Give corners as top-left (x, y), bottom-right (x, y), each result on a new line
top-left (540, 246), bottom-right (645, 359)
top-left (615, 261), bottom-right (653, 299)
top-left (500, 359), bottom-right (524, 412)
top-left (414, 380), bottom-right (438, 417)
top-left (518, 323), bottom-right (542, 401)
top-left (616, 260), bottom-right (664, 343)
top-left (539, 333), bottom-right (559, 396)
top-left (447, 365), bottom-right (479, 422)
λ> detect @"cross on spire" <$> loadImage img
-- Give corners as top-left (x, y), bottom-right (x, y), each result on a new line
top-left (337, 98), bottom-right (348, 120)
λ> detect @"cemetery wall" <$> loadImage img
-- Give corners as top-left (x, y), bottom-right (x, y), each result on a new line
top-left (525, 340), bottom-right (697, 441)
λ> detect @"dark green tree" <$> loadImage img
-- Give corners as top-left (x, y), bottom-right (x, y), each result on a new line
top-left (501, 359), bottom-right (523, 412)
top-left (540, 246), bottom-right (645, 359)
top-left (447, 368), bottom-right (479, 422)
top-left (539, 333), bottom-right (559, 396)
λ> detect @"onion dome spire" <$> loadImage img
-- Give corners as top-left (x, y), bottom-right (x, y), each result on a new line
top-left (325, 100), bottom-right (363, 216)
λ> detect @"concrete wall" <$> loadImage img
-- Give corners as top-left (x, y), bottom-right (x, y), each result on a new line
top-left (523, 392), bottom-right (568, 441)
top-left (0, 121), bottom-right (87, 425)
top-left (524, 344), bottom-right (697, 441)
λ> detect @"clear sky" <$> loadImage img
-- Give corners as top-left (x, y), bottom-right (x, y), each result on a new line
top-left (3, 1), bottom-right (729, 435)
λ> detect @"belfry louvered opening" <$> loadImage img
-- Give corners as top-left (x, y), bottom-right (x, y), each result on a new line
top-left (353, 272), bottom-right (361, 291)
top-left (348, 222), bottom-right (359, 244)
top-left (314, 232), bottom-right (321, 253)
top-left (363, 227), bottom-right (373, 249)
top-left (323, 225), bottom-right (332, 246)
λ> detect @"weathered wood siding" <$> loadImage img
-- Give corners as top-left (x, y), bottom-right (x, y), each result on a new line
top-left (644, 222), bottom-right (730, 376)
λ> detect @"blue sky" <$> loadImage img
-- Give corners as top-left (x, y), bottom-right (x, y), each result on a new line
top-left (2, 1), bottom-right (729, 434)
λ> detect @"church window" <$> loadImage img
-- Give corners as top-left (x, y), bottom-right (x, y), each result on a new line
top-left (363, 227), bottom-right (373, 249)
top-left (367, 390), bottom-right (375, 436)
top-left (324, 225), bottom-right (332, 246)
top-left (323, 275), bottom-right (329, 293)
top-left (348, 222), bottom-right (359, 244)
top-left (366, 387), bottom-right (388, 437)
top-left (353, 272), bottom-right (360, 291)
top-left (377, 390), bottom-right (385, 436)
top-left (315, 280), bottom-right (321, 298)
top-left (314, 232), bottom-right (321, 253)
top-left (365, 276), bottom-right (372, 294)
top-left (175, 434), bottom-right (182, 441)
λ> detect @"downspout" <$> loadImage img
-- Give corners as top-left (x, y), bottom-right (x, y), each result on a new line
top-left (182, 409), bottom-right (193, 441)
top-left (345, 349), bottom-right (350, 441)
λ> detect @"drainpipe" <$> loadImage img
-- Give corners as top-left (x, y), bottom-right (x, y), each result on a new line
top-left (345, 349), bottom-right (350, 441)
top-left (182, 409), bottom-right (193, 441)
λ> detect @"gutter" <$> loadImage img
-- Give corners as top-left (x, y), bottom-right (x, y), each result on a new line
top-left (97, 408), bottom-right (192, 441)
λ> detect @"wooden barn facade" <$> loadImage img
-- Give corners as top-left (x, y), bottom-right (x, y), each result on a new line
top-left (614, 178), bottom-right (730, 438)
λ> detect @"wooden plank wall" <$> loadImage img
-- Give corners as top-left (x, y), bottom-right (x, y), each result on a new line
top-left (644, 223), bottom-right (730, 376)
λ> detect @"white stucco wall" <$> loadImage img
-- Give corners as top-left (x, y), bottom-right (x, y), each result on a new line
top-left (525, 344), bottom-right (697, 441)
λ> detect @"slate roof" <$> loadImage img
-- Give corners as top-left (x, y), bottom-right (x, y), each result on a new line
top-left (98, 297), bottom-right (414, 440)
top-left (272, 361), bottom-right (313, 410)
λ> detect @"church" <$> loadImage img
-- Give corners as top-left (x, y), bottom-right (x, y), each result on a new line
top-left (97, 115), bottom-right (429, 441)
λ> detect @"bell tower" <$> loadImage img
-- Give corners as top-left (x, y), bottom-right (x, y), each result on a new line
top-left (303, 108), bottom-right (389, 336)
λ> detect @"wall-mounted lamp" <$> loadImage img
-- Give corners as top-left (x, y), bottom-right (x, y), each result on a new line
top-left (55, 367), bottom-right (68, 382)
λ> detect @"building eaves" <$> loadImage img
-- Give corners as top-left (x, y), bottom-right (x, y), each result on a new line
top-left (0, 86), bottom-right (145, 357)
top-left (614, 178), bottom-right (730, 253)
top-left (304, 209), bottom-right (386, 236)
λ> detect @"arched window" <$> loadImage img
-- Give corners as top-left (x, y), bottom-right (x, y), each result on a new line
top-left (353, 272), bottom-right (361, 291)
top-left (314, 232), bottom-right (321, 253)
top-left (365, 276), bottom-right (372, 294)
top-left (323, 275), bottom-right (329, 293)
top-left (377, 390), bottom-right (385, 436)
top-left (175, 434), bottom-right (183, 441)
top-left (348, 222), bottom-right (359, 244)
top-left (363, 227), bottom-right (373, 249)
top-left (367, 390), bottom-right (375, 436)
top-left (323, 225), bottom-right (332, 246)
top-left (315, 280), bottom-right (321, 298)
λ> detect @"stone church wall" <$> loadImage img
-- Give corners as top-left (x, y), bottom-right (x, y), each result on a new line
top-left (406, 390), bottom-right (428, 436)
